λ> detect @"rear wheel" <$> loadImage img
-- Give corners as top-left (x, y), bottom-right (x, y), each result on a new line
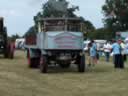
top-left (4, 44), bottom-right (9, 58)
top-left (6, 43), bottom-right (14, 59)
top-left (27, 49), bottom-right (39, 68)
top-left (9, 44), bottom-right (14, 59)
top-left (4, 47), bottom-right (9, 58)
top-left (28, 58), bottom-right (40, 68)
top-left (78, 55), bottom-right (85, 72)
top-left (40, 55), bottom-right (48, 73)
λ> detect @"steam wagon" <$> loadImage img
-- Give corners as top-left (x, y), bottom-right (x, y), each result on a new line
top-left (0, 17), bottom-right (14, 59)
top-left (25, 17), bottom-right (85, 73)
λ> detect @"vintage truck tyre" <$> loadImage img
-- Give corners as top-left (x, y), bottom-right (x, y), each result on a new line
top-left (28, 58), bottom-right (34, 68)
top-left (4, 52), bottom-right (8, 58)
top-left (4, 43), bottom-right (14, 59)
top-left (59, 63), bottom-right (70, 68)
top-left (9, 46), bottom-right (14, 59)
top-left (40, 55), bottom-right (48, 73)
top-left (28, 58), bottom-right (39, 68)
top-left (27, 49), bottom-right (39, 68)
top-left (9, 51), bottom-right (14, 59)
top-left (78, 55), bottom-right (85, 72)
top-left (4, 44), bottom-right (10, 58)
top-left (9, 43), bottom-right (15, 59)
top-left (4, 48), bottom-right (9, 58)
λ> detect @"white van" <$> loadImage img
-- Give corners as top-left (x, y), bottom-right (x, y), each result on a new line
top-left (94, 40), bottom-right (107, 51)
top-left (83, 40), bottom-right (90, 51)
top-left (83, 40), bottom-right (106, 51)
top-left (15, 38), bottom-right (25, 49)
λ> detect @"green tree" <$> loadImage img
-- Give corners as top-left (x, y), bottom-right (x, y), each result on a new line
top-left (87, 28), bottom-right (113, 40)
top-left (23, 26), bottom-right (36, 37)
top-left (82, 19), bottom-right (96, 39)
top-left (84, 20), bottom-right (95, 32)
top-left (102, 0), bottom-right (128, 33)
top-left (25, 0), bottom-right (80, 37)
top-left (42, 0), bottom-right (78, 17)
top-left (24, 0), bottom-right (95, 38)
top-left (9, 34), bottom-right (20, 42)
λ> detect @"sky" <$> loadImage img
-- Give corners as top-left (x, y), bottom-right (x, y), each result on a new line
top-left (0, 0), bottom-right (105, 36)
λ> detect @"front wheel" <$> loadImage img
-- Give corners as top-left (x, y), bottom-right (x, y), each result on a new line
top-left (40, 55), bottom-right (48, 73)
top-left (4, 46), bottom-right (9, 58)
top-left (78, 55), bottom-right (85, 72)
top-left (8, 43), bottom-right (14, 59)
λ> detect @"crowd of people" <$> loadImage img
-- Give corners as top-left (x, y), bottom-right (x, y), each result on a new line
top-left (87, 39), bottom-right (128, 69)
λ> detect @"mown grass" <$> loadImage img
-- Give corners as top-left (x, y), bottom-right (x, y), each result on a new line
top-left (0, 51), bottom-right (128, 96)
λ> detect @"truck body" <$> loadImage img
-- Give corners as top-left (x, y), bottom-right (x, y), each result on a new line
top-left (25, 17), bottom-right (85, 73)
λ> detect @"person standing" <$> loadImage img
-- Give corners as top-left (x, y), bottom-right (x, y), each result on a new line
top-left (120, 41), bottom-right (127, 62)
top-left (91, 40), bottom-right (98, 64)
top-left (88, 42), bottom-right (96, 66)
top-left (103, 41), bottom-right (112, 62)
top-left (125, 40), bottom-right (128, 61)
top-left (96, 43), bottom-right (100, 60)
top-left (111, 40), bottom-right (124, 69)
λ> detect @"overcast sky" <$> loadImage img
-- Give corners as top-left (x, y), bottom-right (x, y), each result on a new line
top-left (0, 0), bottom-right (105, 36)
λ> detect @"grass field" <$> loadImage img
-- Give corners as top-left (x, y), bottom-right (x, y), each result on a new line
top-left (0, 51), bottom-right (128, 96)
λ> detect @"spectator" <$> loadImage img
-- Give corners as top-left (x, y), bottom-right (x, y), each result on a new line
top-left (120, 41), bottom-right (127, 62)
top-left (96, 43), bottom-right (100, 60)
top-left (91, 40), bottom-right (98, 64)
top-left (88, 42), bottom-right (96, 66)
top-left (124, 39), bottom-right (128, 61)
top-left (103, 41), bottom-right (112, 62)
top-left (111, 39), bottom-right (124, 69)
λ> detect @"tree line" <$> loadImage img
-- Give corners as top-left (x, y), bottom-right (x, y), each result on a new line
top-left (11, 0), bottom-right (128, 41)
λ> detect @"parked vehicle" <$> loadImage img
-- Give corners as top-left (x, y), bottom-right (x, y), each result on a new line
top-left (0, 17), bottom-right (14, 59)
top-left (83, 40), bottom-right (106, 51)
top-left (25, 17), bottom-right (85, 73)
top-left (83, 40), bottom-right (91, 51)
top-left (95, 40), bottom-right (107, 51)
top-left (15, 38), bottom-right (25, 49)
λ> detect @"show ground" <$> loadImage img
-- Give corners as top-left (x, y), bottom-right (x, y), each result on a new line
top-left (0, 50), bottom-right (128, 96)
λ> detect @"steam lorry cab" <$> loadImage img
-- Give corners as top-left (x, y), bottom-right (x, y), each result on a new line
top-left (25, 17), bottom-right (85, 73)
